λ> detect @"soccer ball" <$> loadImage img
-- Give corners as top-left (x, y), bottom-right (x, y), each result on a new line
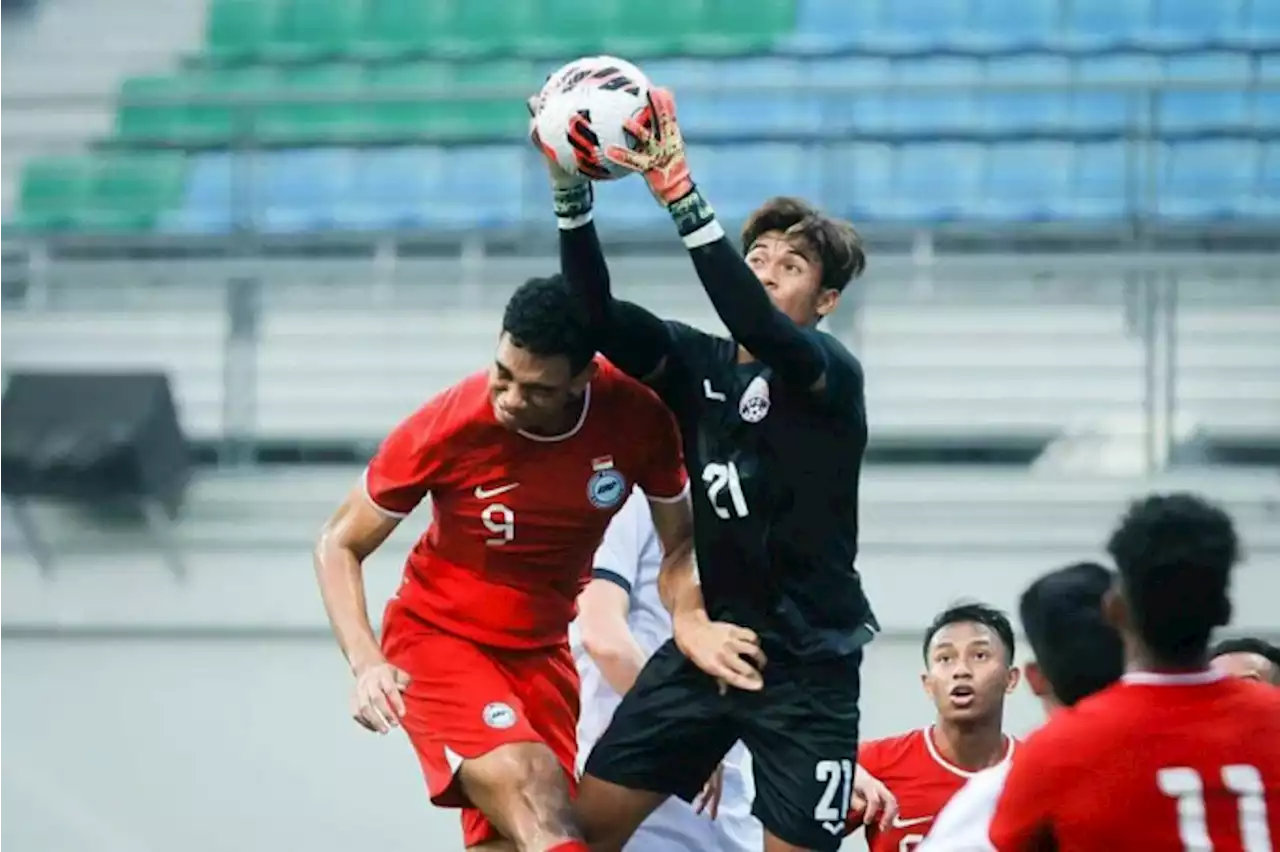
top-left (533, 56), bottom-right (653, 181)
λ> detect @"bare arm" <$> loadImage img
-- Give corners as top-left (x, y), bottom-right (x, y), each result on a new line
top-left (577, 579), bottom-right (648, 696)
top-left (313, 484), bottom-right (401, 674)
top-left (647, 494), bottom-right (704, 627)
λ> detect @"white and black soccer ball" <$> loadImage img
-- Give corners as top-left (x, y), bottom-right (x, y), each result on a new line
top-left (533, 55), bottom-right (653, 181)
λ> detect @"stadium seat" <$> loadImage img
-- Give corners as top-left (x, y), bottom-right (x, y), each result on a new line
top-left (877, 0), bottom-right (973, 51)
top-left (1252, 141), bottom-right (1280, 217)
top-left (520, 0), bottom-right (616, 57)
top-left (350, 0), bottom-right (445, 60)
top-left (1158, 140), bottom-right (1254, 220)
top-left (439, 0), bottom-right (538, 58)
top-left (891, 57), bottom-right (982, 136)
top-left (807, 57), bottom-right (893, 136)
top-left (1159, 51), bottom-right (1251, 134)
top-left (363, 61), bottom-right (453, 140)
top-left (784, 0), bottom-right (879, 52)
top-left (263, 0), bottom-right (361, 62)
top-left (77, 153), bottom-right (187, 232)
top-left (980, 54), bottom-right (1073, 134)
top-left (185, 65), bottom-right (279, 144)
top-left (1256, 53), bottom-right (1280, 130)
top-left (969, 0), bottom-right (1058, 49)
top-left (679, 57), bottom-right (812, 138)
top-left (1071, 52), bottom-right (1162, 134)
top-left (601, 0), bottom-right (711, 57)
top-left (433, 147), bottom-right (524, 228)
top-left (684, 0), bottom-right (796, 55)
top-left (12, 156), bottom-right (96, 231)
top-left (257, 149), bottom-right (355, 232)
top-left (1070, 142), bottom-right (1132, 220)
top-left (1246, 0), bottom-right (1280, 45)
top-left (438, 61), bottom-right (534, 140)
top-left (256, 63), bottom-right (365, 144)
top-left (698, 143), bottom-right (821, 222)
top-left (888, 143), bottom-right (984, 221)
top-left (1150, 0), bottom-right (1245, 47)
top-left (826, 142), bottom-right (896, 221)
top-left (116, 75), bottom-right (195, 143)
top-left (341, 147), bottom-right (449, 230)
top-left (979, 142), bottom-right (1074, 221)
top-left (204, 0), bottom-right (277, 64)
top-left (168, 152), bottom-right (237, 233)
top-left (1063, 0), bottom-right (1153, 48)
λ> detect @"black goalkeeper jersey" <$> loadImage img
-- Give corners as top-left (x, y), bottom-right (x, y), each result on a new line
top-left (651, 319), bottom-right (878, 661)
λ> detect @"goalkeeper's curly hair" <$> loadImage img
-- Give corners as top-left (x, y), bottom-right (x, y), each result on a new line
top-left (741, 197), bottom-right (867, 294)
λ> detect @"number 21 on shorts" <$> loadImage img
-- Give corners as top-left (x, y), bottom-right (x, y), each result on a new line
top-left (814, 758), bottom-right (854, 836)
top-left (1158, 764), bottom-right (1273, 851)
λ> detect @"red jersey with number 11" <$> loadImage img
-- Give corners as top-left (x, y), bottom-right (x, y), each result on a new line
top-left (364, 359), bottom-right (688, 650)
top-left (989, 670), bottom-right (1280, 852)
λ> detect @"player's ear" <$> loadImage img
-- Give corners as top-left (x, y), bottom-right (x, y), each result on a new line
top-left (814, 285), bottom-right (840, 321)
top-left (571, 359), bottom-right (598, 393)
top-left (919, 669), bottom-right (932, 696)
top-left (1023, 661), bottom-right (1051, 698)
top-left (1005, 665), bottom-right (1022, 695)
top-left (1102, 585), bottom-right (1127, 634)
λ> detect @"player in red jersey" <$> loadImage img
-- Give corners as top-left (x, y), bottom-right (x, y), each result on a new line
top-left (989, 493), bottom-right (1280, 851)
top-left (851, 603), bottom-right (1021, 852)
top-left (919, 561), bottom-right (1126, 851)
top-left (313, 277), bottom-right (754, 852)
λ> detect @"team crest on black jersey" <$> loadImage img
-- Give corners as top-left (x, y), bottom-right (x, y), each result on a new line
top-left (738, 375), bottom-right (771, 423)
top-left (587, 468), bottom-right (627, 509)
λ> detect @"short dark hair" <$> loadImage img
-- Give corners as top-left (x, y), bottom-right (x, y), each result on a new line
top-left (501, 275), bottom-right (594, 374)
top-left (741, 196), bottom-right (866, 293)
top-left (922, 601), bottom-right (1016, 664)
top-left (1020, 562), bottom-right (1125, 706)
top-left (1211, 637), bottom-right (1280, 677)
top-left (1107, 493), bottom-right (1239, 666)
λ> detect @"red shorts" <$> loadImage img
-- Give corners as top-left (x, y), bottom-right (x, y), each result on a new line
top-left (381, 599), bottom-right (580, 847)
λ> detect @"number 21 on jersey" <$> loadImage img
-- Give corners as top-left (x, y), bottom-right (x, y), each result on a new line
top-left (702, 461), bottom-right (749, 520)
top-left (1158, 764), bottom-right (1273, 851)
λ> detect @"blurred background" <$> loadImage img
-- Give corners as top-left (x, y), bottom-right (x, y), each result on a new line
top-left (1, 0), bottom-right (1278, 850)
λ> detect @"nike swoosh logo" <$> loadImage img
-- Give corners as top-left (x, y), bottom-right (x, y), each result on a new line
top-left (475, 483), bottom-right (519, 500)
top-left (891, 815), bottom-right (933, 829)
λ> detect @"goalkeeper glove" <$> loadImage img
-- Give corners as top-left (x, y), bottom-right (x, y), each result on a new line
top-left (527, 94), bottom-right (593, 224)
top-left (605, 88), bottom-right (716, 241)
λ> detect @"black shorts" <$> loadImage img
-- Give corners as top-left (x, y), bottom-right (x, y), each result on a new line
top-left (583, 639), bottom-right (863, 852)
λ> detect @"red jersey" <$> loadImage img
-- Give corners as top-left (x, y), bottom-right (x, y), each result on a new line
top-left (857, 727), bottom-right (1017, 852)
top-left (989, 670), bottom-right (1280, 852)
top-left (364, 359), bottom-right (688, 649)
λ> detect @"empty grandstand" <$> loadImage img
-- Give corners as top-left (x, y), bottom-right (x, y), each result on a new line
top-left (2, 1), bottom-right (1277, 851)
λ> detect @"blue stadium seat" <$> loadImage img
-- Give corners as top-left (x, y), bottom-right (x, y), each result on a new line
top-left (877, 0), bottom-right (973, 51)
top-left (1063, 0), bottom-right (1153, 48)
top-left (981, 54), bottom-right (1073, 134)
top-left (340, 148), bottom-right (447, 230)
top-left (1072, 52), bottom-right (1162, 134)
top-left (1247, 0), bottom-right (1280, 45)
top-left (590, 172), bottom-right (667, 229)
top-left (784, 0), bottom-right (880, 52)
top-left (642, 59), bottom-right (717, 137)
top-left (1251, 141), bottom-right (1280, 217)
top-left (806, 57), bottom-right (893, 136)
top-left (1158, 140), bottom-right (1255, 219)
top-left (433, 147), bottom-right (524, 229)
top-left (1150, 0), bottom-right (1245, 47)
top-left (980, 142), bottom-right (1074, 220)
top-left (695, 57), bottom-right (815, 138)
top-left (1256, 54), bottom-right (1280, 130)
top-left (1160, 51), bottom-right (1252, 134)
top-left (257, 149), bottom-right (354, 233)
top-left (891, 57), bottom-right (982, 136)
top-left (169, 152), bottom-right (236, 234)
top-left (890, 143), bottom-right (984, 221)
top-left (697, 144), bottom-right (822, 222)
top-left (1070, 142), bottom-right (1132, 220)
top-left (969, 0), bottom-right (1058, 49)
top-left (826, 142), bottom-right (896, 221)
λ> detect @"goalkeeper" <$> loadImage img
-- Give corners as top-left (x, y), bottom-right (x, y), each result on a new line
top-left (530, 88), bottom-right (881, 852)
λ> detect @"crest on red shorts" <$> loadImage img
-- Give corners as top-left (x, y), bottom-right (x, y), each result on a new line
top-left (483, 702), bottom-right (517, 729)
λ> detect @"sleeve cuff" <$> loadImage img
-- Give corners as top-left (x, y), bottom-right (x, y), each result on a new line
top-left (645, 480), bottom-right (691, 504)
top-left (591, 567), bottom-right (634, 593)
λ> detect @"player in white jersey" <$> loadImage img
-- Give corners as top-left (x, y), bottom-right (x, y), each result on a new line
top-left (918, 562), bottom-right (1124, 851)
top-left (571, 486), bottom-right (762, 852)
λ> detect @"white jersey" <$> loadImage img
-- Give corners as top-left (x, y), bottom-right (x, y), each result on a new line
top-left (916, 762), bottom-right (1009, 852)
top-left (572, 488), bottom-right (761, 852)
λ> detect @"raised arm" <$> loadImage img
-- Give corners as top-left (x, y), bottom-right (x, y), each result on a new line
top-left (604, 88), bottom-right (832, 391)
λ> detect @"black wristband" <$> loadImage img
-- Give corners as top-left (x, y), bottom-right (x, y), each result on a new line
top-left (667, 184), bottom-right (716, 239)
top-left (552, 181), bottom-right (593, 222)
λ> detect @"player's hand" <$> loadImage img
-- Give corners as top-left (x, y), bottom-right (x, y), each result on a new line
top-left (350, 658), bottom-right (411, 735)
top-left (673, 616), bottom-right (766, 692)
top-left (851, 764), bottom-right (898, 832)
top-left (694, 762), bottom-right (725, 819)
top-left (605, 87), bottom-right (695, 206)
top-left (526, 93), bottom-right (589, 191)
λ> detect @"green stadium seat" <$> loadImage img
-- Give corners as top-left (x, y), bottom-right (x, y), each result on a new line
top-left (440, 61), bottom-right (534, 140)
top-left (205, 0), bottom-right (277, 64)
top-left (436, 0), bottom-right (538, 58)
top-left (117, 75), bottom-right (195, 143)
top-left (683, 0), bottom-right (796, 55)
top-left (602, 0), bottom-right (711, 57)
top-left (352, 0), bottom-right (448, 60)
top-left (184, 66), bottom-right (279, 144)
top-left (520, 0), bottom-right (617, 57)
top-left (264, 0), bottom-right (362, 62)
top-left (13, 156), bottom-right (95, 231)
top-left (363, 61), bottom-right (454, 139)
top-left (257, 63), bottom-right (366, 144)
top-left (77, 153), bottom-right (186, 232)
